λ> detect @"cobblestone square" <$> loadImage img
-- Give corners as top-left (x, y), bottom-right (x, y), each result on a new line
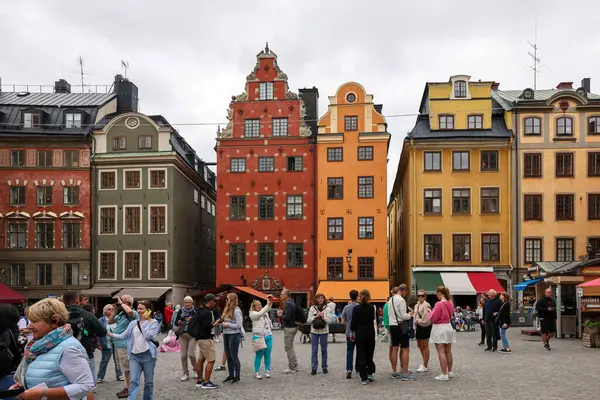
top-left (93, 330), bottom-right (599, 399)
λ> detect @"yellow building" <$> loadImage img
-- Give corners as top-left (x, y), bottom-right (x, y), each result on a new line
top-left (389, 75), bottom-right (511, 298)
top-left (315, 82), bottom-right (391, 302)
top-left (494, 80), bottom-right (600, 281)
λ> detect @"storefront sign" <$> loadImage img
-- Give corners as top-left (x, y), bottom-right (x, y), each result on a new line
top-left (581, 267), bottom-right (600, 275)
top-left (46, 294), bottom-right (56, 298)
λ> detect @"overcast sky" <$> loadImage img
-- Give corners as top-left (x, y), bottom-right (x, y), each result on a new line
top-left (2, 0), bottom-right (599, 193)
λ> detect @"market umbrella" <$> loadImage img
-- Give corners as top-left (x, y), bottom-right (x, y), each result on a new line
top-left (578, 277), bottom-right (600, 287)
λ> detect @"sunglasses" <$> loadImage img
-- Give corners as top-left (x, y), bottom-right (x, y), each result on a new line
top-left (418, 294), bottom-right (426, 298)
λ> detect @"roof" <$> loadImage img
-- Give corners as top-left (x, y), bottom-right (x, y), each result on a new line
top-left (495, 89), bottom-right (600, 103)
top-left (533, 261), bottom-right (580, 274)
top-left (0, 92), bottom-right (115, 107)
top-left (407, 114), bottom-right (513, 140)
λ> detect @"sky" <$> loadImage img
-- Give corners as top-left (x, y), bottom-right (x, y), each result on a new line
top-left (2, 0), bottom-right (600, 194)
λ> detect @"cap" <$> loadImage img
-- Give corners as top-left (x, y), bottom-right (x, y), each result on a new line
top-left (204, 293), bottom-right (216, 302)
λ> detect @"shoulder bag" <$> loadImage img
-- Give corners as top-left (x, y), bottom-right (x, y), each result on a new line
top-left (251, 316), bottom-right (267, 353)
top-left (137, 320), bottom-right (160, 348)
top-left (391, 298), bottom-right (410, 336)
top-left (311, 306), bottom-right (327, 330)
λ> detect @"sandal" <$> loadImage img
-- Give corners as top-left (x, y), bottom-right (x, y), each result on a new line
top-left (116, 388), bottom-right (129, 399)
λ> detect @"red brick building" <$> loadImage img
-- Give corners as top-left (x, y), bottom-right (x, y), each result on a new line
top-left (215, 46), bottom-right (319, 306)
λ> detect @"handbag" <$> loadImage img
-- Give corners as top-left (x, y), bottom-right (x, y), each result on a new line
top-left (252, 336), bottom-right (267, 352)
top-left (391, 297), bottom-right (410, 336)
top-left (311, 307), bottom-right (327, 330)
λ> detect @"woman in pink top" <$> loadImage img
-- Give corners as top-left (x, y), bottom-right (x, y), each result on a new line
top-left (428, 286), bottom-right (456, 381)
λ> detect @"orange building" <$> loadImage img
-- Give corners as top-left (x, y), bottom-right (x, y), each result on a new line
top-left (315, 82), bottom-right (391, 302)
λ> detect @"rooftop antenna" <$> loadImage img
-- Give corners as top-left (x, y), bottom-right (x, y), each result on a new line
top-left (78, 56), bottom-right (85, 92)
top-left (121, 60), bottom-right (130, 78)
top-left (527, 11), bottom-right (540, 90)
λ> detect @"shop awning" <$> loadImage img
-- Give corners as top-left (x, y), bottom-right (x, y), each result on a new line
top-left (578, 277), bottom-right (600, 288)
top-left (81, 286), bottom-right (122, 297)
top-left (414, 271), bottom-right (504, 295)
top-left (515, 277), bottom-right (544, 291)
top-left (0, 283), bottom-right (26, 303)
top-left (316, 280), bottom-right (390, 302)
top-left (233, 286), bottom-right (268, 300)
top-left (113, 287), bottom-right (171, 301)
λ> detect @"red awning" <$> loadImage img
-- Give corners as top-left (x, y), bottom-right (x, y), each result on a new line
top-left (0, 283), bottom-right (26, 303)
top-left (233, 286), bottom-right (268, 300)
top-left (578, 277), bottom-right (600, 288)
top-left (467, 272), bottom-right (505, 294)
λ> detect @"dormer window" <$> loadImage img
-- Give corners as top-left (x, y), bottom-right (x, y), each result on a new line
top-left (65, 112), bottom-right (82, 129)
top-left (259, 82), bottom-right (274, 100)
top-left (138, 136), bottom-right (152, 149)
top-left (23, 111), bottom-right (41, 128)
top-left (556, 117), bottom-right (573, 136)
top-left (113, 137), bottom-right (127, 150)
top-left (454, 81), bottom-right (467, 98)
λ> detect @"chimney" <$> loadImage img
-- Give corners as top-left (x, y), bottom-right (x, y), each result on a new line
top-left (114, 74), bottom-right (139, 113)
top-left (582, 78), bottom-right (591, 93)
top-left (298, 86), bottom-right (319, 135)
top-left (491, 82), bottom-right (500, 91)
top-left (54, 79), bottom-right (71, 94)
top-left (374, 104), bottom-right (384, 114)
top-left (556, 82), bottom-right (573, 90)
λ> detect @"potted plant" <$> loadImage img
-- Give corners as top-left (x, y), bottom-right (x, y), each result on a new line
top-left (583, 320), bottom-right (600, 334)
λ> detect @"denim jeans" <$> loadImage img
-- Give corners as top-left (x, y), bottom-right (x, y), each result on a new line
top-left (224, 333), bottom-right (241, 378)
top-left (129, 350), bottom-right (156, 400)
top-left (253, 335), bottom-right (273, 373)
top-left (500, 327), bottom-right (510, 349)
top-left (97, 347), bottom-right (122, 381)
top-left (0, 374), bottom-right (16, 400)
top-left (345, 336), bottom-right (356, 371)
top-left (87, 357), bottom-right (97, 382)
top-left (311, 333), bottom-right (328, 371)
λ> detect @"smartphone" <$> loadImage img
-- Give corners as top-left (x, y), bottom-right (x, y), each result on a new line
top-left (145, 310), bottom-right (152, 316)
top-left (0, 388), bottom-right (25, 399)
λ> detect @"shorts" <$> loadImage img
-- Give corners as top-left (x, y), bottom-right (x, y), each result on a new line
top-left (415, 325), bottom-right (432, 340)
top-left (197, 339), bottom-right (216, 363)
top-left (539, 318), bottom-right (556, 334)
top-left (115, 347), bottom-right (130, 372)
top-left (389, 325), bottom-right (410, 349)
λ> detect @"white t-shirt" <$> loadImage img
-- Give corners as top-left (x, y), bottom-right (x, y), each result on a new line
top-left (327, 302), bottom-right (336, 313)
top-left (18, 317), bottom-right (33, 342)
top-left (132, 324), bottom-right (149, 354)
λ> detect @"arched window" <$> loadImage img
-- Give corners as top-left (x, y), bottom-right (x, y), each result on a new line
top-left (524, 117), bottom-right (541, 135)
top-left (556, 117), bottom-right (573, 136)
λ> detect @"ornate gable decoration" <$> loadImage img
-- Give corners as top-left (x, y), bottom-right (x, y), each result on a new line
top-left (33, 210), bottom-right (57, 219)
top-left (251, 269), bottom-right (284, 292)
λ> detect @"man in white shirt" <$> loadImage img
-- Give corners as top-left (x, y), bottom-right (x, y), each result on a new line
top-left (327, 297), bottom-right (338, 342)
top-left (387, 284), bottom-right (415, 381)
top-left (17, 307), bottom-right (33, 343)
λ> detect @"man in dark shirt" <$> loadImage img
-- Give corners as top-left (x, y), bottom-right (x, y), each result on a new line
top-left (536, 288), bottom-right (557, 351)
top-left (482, 289), bottom-right (501, 352)
top-left (189, 294), bottom-right (219, 390)
top-left (277, 288), bottom-right (299, 373)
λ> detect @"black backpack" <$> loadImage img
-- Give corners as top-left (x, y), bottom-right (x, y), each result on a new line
top-left (0, 330), bottom-right (21, 377)
top-left (69, 315), bottom-right (88, 342)
top-left (294, 303), bottom-right (306, 326)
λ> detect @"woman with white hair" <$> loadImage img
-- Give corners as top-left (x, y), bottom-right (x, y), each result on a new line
top-left (174, 296), bottom-right (197, 381)
top-left (97, 304), bottom-right (124, 383)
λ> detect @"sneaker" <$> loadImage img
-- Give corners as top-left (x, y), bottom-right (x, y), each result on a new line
top-left (223, 376), bottom-right (234, 383)
top-left (322, 368), bottom-right (328, 374)
top-left (191, 372), bottom-right (198, 380)
top-left (231, 377), bottom-right (240, 384)
top-left (448, 371), bottom-right (454, 378)
top-left (265, 371), bottom-right (270, 379)
top-left (255, 372), bottom-right (262, 380)
top-left (214, 365), bottom-right (226, 371)
top-left (195, 380), bottom-right (205, 388)
top-left (282, 368), bottom-right (295, 374)
top-left (181, 374), bottom-right (190, 382)
top-left (499, 349), bottom-right (512, 354)
top-left (544, 344), bottom-right (551, 351)
top-left (96, 378), bottom-right (103, 384)
top-left (367, 374), bottom-right (375, 382)
top-left (401, 373), bottom-right (416, 381)
top-left (361, 380), bottom-right (368, 385)
top-left (201, 381), bottom-right (219, 390)
top-left (346, 371), bottom-right (352, 379)
top-left (478, 342), bottom-right (484, 346)
top-left (311, 369), bottom-right (317, 376)
top-left (416, 365), bottom-right (429, 373)
top-left (434, 374), bottom-right (449, 381)
top-left (214, 338), bottom-right (220, 343)
top-left (117, 375), bottom-right (125, 381)
top-left (391, 372), bottom-right (400, 379)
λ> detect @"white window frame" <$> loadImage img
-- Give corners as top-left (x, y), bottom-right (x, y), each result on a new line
top-left (259, 82), bottom-right (274, 100)
top-left (123, 250), bottom-right (143, 280)
top-left (98, 205), bottom-right (118, 235)
top-left (201, 195), bottom-right (206, 209)
top-left (64, 263), bottom-right (80, 285)
top-left (99, 169), bottom-right (118, 191)
top-left (148, 250), bottom-right (168, 280)
top-left (148, 204), bottom-right (168, 235)
top-left (65, 113), bottom-right (82, 129)
top-left (148, 168), bottom-right (167, 189)
top-left (123, 205), bottom-right (143, 235)
top-left (193, 189), bottom-right (199, 204)
top-left (98, 250), bottom-right (118, 281)
top-left (123, 168), bottom-right (142, 190)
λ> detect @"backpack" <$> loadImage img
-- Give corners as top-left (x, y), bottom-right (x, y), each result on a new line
top-left (0, 330), bottom-right (21, 377)
top-left (294, 303), bottom-right (306, 326)
top-left (69, 314), bottom-right (88, 342)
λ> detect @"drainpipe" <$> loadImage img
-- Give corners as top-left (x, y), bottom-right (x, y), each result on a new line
top-left (312, 136), bottom-right (318, 305)
top-left (513, 108), bottom-right (520, 304)
top-left (411, 140), bottom-right (417, 290)
top-left (88, 134), bottom-right (97, 295)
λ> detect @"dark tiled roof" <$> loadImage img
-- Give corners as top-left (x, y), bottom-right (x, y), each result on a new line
top-left (408, 115), bottom-right (512, 140)
top-left (0, 92), bottom-right (115, 107)
top-left (495, 89), bottom-right (600, 103)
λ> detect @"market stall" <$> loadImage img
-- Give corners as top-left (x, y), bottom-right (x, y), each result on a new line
top-left (577, 276), bottom-right (600, 347)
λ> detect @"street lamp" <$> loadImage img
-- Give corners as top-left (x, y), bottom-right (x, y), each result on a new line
top-left (346, 249), bottom-right (353, 273)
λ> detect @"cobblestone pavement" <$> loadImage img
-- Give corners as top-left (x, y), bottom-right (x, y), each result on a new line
top-left (94, 330), bottom-right (599, 399)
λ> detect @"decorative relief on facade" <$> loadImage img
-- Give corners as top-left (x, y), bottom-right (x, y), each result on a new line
top-left (27, 150), bottom-right (35, 166)
top-left (80, 150), bottom-right (91, 168)
top-left (53, 150), bottom-right (63, 166)
top-left (0, 150), bottom-right (8, 166)
top-left (299, 101), bottom-right (312, 137)
top-left (285, 91), bottom-right (299, 100)
top-left (218, 107), bottom-right (234, 139)
top-left (251, 270), bottom-right (283, 292)
top-left (235, 92), bottom-right (248, 102)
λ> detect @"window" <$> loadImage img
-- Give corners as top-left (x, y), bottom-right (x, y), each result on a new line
top-left (7, 223), bottom-right (27, 249)
top-left (63, 186), bottom-right (79, 205)
top-left (589, 238), bottom-right (600, 258)
top-left (230, 196), bottom-right (246, 220)
top-left (258, 243), bottom-right (275, 267)
top-left (286, 244), bottom-right (303, 268)
top-left (201, 195), bottom-right (206, 209)
top-left (100, 171), bottom-right (116, 189)
top-left (100, 253), bottom-right (116, 279)
top-left (258, 157), bottom-right (274, 172)
top-left (358, 217), bottom-right (374, 239)
top-left (150, 252), bottom-right (166, 279)
top-left (524, 117), bottom-right (541, 135)
top-left (244, 119), bottom-right (260, 137)
top-left (64, 263), bottom-right (79, 285)
top-left (36, 264), bottom-right (52, 286)
top-left (9, 264), bottom-right (25, 286)
top-left (36, 186), bottom-right (53, 205)
top-left (193, 189), bottom-right (199, 204)
top-left (327, 218), bottom-right (343, 240)
top-left (453, 234), bottom-right (471, 261)
top-left (424, 152), bottom-right (441, 171)
top-left (589, 117), bottom-right (600, 135)
top-left (229, 244), bottom-right (246, 268)
top-left (272, 118), bottom-right (288, 136)
top-left (36, 150), bottom-right (52, 167)
top-left (65, 113), bottom-right (82, 128)
top-left (589, 194), bottom-right (600, 220)
top-left (439, 115), bottom-right (454, 129)
top-left (345, 116), bottom-right (358, 131)
top-left (452, 151), bottom-right (469, 171)
top-left (524, 194), bottom-right (543, 221)
top-left (258, 196), bottom-right (274, 220)
top-left (588, 152), bottom-right (600, 177)
top-left (358, 176), bottom-right (374, 198)
top-left (424, 189), bottom-right (442, 214)
top-left (454, 80), bottom-right (467, 98)
top-left (481, 188), bottom-right (499, 214)
top-left (556, 238), bottom-right (574, 262)
top-left (468, 115), bottom-right (483, 129)
top-left (424, 235), bottom-right (442, 261)
top-left (138, 136), bottom-right (152, 149)
top-left (125, 170), bottom-right (141, 188)
top-left (149, 206), bottom-right (166, 233)
top-left (286, 195), bottom-right (303, 219)
top-left (555, 153), bottom-right (574, 177)
top-left (112, 137), bottom-right (127, 150)
top-left (230, 158), bottom-right (246, 173)
top-left (481, 151), bottom-right (499, 171)
top-left (524, 238), bottom-right (542, 263)
top-left (35, 222), bottom-right (54, 249)
top-left (63, 150), bottom-right (79, 167)
top-left (10, 150), bottom-right (25, 167)
top-left (327, 257), bottom-right (343, 280)
top-left (452, 189), bottom-right (470, 214)
top-left (524, 153), bottom-right (542, 177)
top-left (556, 194), bottom-right (574, 220)
top-left (556, 117), bottom-right (573, 136)
top-left (149, 170), bottom-right (166, 188)
top-left (124, 252), bottom-right (141, 279)
top-left (100, 207), bottom-right (116, 234)
top-left (259, 82), bottom-right (274, 100)
top-left (62, 222), bottom-right (81, 248)
top-left (358, 146), bottom-right (373, 161)
top-left (482, 234), bottom-right (500, 261)
top-left (327, 148), bottom-right (343, 162)
top-left (23, 112), bottom-right (41, 128)
top-left (358, 257), bottom-right (374, 280)
top-left (125, 206), bottom-right (141, 234)
top-left (9, 186), bottom-right (26, 205)
top-left (327, 177), bottom-right (343, 200)
top-left (287, 156), bottom-right (302, 171)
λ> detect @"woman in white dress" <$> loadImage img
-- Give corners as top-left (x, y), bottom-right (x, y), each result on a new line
top-left (428, 286), bottom-right (456, 381)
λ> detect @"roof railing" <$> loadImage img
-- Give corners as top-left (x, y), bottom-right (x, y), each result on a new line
top-left (0, 84), bottom-right (112, 94)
